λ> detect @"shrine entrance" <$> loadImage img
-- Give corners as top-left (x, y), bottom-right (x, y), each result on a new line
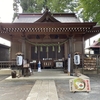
top-left (30, 42), bottom-right (65, 69)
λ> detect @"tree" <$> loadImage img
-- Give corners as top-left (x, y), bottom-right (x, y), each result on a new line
top-left (76, 0), bottom-right (100, 24)
top-left (14, 0), bottom-right (100, 25)
top-left (20, 0), bottom-right (76, 13)
top-left (13, 0), bottom-right (20, 20)
top-left (13, 0), bottom-right (79, 21)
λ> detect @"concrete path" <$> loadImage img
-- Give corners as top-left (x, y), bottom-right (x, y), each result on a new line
top-left (26, 80), bottom-right (58, 100)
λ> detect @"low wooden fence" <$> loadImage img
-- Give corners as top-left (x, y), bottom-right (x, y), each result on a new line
top-left (0, 54), bottom-right (100, 74)
top-left (0, 61), bottom-right (16, 69)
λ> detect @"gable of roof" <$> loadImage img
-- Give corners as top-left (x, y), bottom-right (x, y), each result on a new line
top-left (35, 9), bottom-right (60, 22)
top-left (13, 9), bottom-right (80, 23)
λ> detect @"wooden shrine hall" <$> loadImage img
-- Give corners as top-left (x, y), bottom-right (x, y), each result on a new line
top-left (0, 9), bottom-right (100, 73)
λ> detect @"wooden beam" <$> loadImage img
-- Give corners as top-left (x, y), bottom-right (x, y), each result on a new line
top-left (0, 22), bottom-right (96, 28)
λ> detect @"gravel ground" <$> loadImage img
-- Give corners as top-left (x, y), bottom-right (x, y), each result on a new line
top-left (55, 74), bottom-right (100, 100)
top-left (0, 75), bottom-right (100, 100)
top-left (0, 76), bottom-right (35, 100)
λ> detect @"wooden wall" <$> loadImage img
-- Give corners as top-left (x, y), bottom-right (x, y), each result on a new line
top-left (31, 45), bottom-right (64, 60)
top-left (0, 44), bottom-right (10, 61)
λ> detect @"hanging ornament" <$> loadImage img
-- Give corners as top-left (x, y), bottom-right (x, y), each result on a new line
top-left (58, 45), bottom-right (61, 53)
top-left (46, 46), bottom-right (49, 52)
top-left (40, 46), bottom-right (43, 52)
top-left (35, 46), bottom-right (37, 53)
top-left (52, 46), bottom-right (55, 51)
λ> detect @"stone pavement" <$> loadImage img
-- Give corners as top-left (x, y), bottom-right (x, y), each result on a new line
top-left (26, 80), bottom-right (58, 100)
top-left (0, 69), bottom-right (100, 100)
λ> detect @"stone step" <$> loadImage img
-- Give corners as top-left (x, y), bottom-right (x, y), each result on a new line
top-left (0, 68), bottom-right (12, 75)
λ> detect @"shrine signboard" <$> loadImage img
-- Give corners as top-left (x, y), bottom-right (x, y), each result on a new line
top-left (69, 78), bottom-right (91, 93)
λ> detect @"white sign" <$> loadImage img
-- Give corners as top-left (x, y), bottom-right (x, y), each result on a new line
top-left (69, 78), bottom-right (91, 92)
top-left (56, 62), bottom-right (63, 67)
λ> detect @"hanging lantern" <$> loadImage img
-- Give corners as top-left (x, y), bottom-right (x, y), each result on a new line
top-left (52, 46), bottom-right (55, 51)
top-left (35, 46), bottom-right (37, 53)
top-left (40, 46), bottom-right (43, 52)
top-left (58, 45), bottom-right (61, 53)
top-left (46, 46), bottom-right (49, 52)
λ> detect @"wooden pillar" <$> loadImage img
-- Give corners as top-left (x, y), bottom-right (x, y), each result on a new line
top-left (82, 36), bottom-right (85, 73)
top-left (69, 36), bottom-right (74, 73)
top-left (71, 37), bottom-right (74, 73)
top-left (64, 42), bottom-right (68, 59)
top-left (10, 35), bottom-right (13, 60)
top-left (56, 46), bottom-right (57, 60)
top-left (64, 40), bottom-right (68, 73)
top-left (25, 43), bottom-right (31, 61)
top-left (22, 38), bottom-right (26, 59)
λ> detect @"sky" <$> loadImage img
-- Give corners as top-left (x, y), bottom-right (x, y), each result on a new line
top-left (0, 0), bottom-right (13, 23)
top-left (0, 0), bottom-right (13, 46)
top-left (0, 0), bottom-right (22, 46)
top-left (0, 0), bottom-right (100, 48)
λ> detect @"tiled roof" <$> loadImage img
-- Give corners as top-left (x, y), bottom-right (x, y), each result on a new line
top-left (14, 15), bottom-right (41, 23)
top-left (54, 16), bottom-right (80, 23)
top-left (0, 44), bottom-right (10, 48)
top-left (13, 13), bottom-right (80, 23)
top-left (88, 41), bottom-right (100, 48)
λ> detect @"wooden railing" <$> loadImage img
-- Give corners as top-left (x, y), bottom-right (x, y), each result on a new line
top-left (0, 61), bottom-right (16, 69)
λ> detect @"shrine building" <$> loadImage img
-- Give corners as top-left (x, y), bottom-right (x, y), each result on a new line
top-left (0, 9), bottom-right (100, 73)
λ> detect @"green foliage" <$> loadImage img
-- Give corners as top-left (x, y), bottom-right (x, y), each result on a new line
top-left (98, 38), bottom-right (100, 42)
top-left (46, 0), bottom-right (71, 13)
top-left (14, 0), bottom-right (100, 25)
top-left (13, 0), bottom-right (20, 21)
top-left (13, 13), bottom-right (18, 21)
top-left (20, 0), bottom-right (75, 13)
top-left (77, 0), bottom-right (100, 24)
top-left (13, 0), bottom-right (19, 13)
